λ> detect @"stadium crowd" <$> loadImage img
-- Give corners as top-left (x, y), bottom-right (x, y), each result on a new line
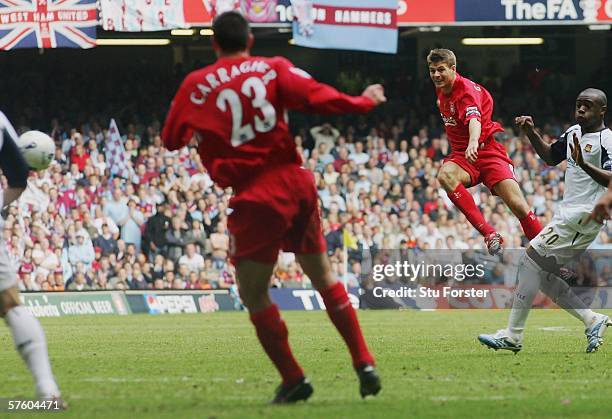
top-left (2, 62), bottom-right (610, 292)
top-left (1, 111), bottom-right (608, 293)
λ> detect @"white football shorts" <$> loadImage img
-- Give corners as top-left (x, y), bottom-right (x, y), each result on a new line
top-left (530, 210), bottom-right (603, 265)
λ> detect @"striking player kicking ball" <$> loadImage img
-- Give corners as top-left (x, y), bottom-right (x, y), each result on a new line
top-left (0, 112), bottom-right (64, 406)
top-left (162, 12), bottom-right (383, 403)
top-left (479, 88), bottom-right (612, 353)
top-left (428, 49), bottom-right (542, 254)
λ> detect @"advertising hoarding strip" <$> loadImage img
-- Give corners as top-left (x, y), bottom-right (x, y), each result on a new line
top-left (20, 291), bottom-right (131, 317)
top-left (182, 0), bottom-right (611, 26)
top-left (19, 285), bottom-right (612, 316)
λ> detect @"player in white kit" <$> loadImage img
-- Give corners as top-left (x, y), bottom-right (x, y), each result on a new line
top-left (0, 112), bottom-right (64, 405)
top-left (478, 88), bottom-right (612, 353)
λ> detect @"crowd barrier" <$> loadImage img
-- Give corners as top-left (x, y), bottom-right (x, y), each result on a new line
top-left (19, 288), bottom-right (360, 316)
top-left (19, 286), bottom-right (612, 317)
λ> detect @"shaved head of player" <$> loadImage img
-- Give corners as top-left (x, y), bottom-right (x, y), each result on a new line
top-left (575, 88), bottom-right (607, 133)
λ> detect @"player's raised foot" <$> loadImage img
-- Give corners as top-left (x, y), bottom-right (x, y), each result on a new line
top-left (270, 377), bottom-right (313, 404)
top-left (357, 364), bottom-right (381, 399)
top-left (484, 232), bottom-right (504, 256)
top-left (585, 314), bottom-right (612, 353)
top-left (478, 329), bottom-right (522, 353)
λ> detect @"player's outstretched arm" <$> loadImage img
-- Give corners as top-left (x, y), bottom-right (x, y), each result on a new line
top-left (277, 58), bottom-right (385, 114)
top-left (515, 115), bottom-right (557, 165)
top-left (162, 77), bottom-right (196, 151)
top-left (361, 84), bottom-right (387, 106)
top-left (0, 127), bottom-right (29, 208)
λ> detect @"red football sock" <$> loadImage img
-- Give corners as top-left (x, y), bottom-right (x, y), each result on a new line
top-left (448, 184), bottom-right (495, 237)
top-left (320, 282), bottom-right (375, 369)
top-left (520, 211), bottom-right (542, 240)
top-left (250, 304), bottom-right (304, 386)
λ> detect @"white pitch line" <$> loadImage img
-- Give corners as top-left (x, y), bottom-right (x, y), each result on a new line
top-left (538, 326), bottom-right (571, 332)
top-left (431, 395), bottom-right (518, 402)
top-left (81, 376), bottom-right (233, 383)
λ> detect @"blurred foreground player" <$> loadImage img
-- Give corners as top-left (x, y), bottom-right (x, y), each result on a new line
top-left (428, 49), bottom-right (542, 254)
top-left (162, 11), bottom-right (384, 403)
top-left (0, 112), bottom-right (64, 405)
top-left (479, 88), bottom-right (612, 353)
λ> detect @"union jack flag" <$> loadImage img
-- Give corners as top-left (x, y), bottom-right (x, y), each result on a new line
top-left (0, 0), bottom-right (98, 50)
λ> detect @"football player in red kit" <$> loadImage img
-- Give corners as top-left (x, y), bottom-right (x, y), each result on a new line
top-left (162, 12), bottom-right (384, 403)
top-left (428, 49), bottom-right (542, 254)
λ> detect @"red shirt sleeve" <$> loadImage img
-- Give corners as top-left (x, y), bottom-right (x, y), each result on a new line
top-left (275, 57), bottom-right (375, 114)
top-left (161, 76), bottom-right (196, 151)
top-left (457, 83), bottom-right (484, 125)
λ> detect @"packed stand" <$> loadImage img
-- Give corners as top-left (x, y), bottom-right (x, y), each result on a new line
top-left (2, 59), bottom-right (611, 291)
top-left (0, 109), bottom-right (608, 294)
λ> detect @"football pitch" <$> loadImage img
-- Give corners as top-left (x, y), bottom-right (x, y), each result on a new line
top-left (1, 310), bottom-right (611, 418)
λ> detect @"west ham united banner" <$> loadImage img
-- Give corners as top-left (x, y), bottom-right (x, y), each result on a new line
top-left (291, 0), bottom-right (398, 54)
top-left (0, 0), bottom-right (97, 50)
top-left (100, 0), bottom-right (187, 32)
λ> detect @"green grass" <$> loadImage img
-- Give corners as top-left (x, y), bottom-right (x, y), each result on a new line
top-left (1, 310), bottom-right (612, 418)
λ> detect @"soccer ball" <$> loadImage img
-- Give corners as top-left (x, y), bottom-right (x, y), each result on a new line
top-left (17, 130), bottom-right (55, 171)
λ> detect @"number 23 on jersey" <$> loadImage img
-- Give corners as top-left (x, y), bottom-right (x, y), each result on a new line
top-left (216, 76), bottom-right (276, 147)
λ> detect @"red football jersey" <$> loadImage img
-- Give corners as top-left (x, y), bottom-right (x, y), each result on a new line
top-left (162, 56), bottom-right (375, 189)
top-left (436, 73), bottom-right (503, 152)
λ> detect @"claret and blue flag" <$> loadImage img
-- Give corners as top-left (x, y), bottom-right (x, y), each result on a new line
top-left (0, 0), bottom-right (97, 50)
top-left (292, 0), bottom-right (398, 54)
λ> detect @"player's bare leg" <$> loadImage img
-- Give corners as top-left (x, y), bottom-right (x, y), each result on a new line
top-left (480, 247), bottom-right (610, 353)
top-left (478, 251), bottom-right (539, 353)
top-left (297, 253), bottom-right (381, 398)
top-left (236, 259), bottom-right (313, 404)
top-left (493, 179), bottom-right (542, 240)
top-left (478, 249), bottom-right (562, 352)
top-left (1, 287), bottom-right (64, 406)
top-left (437, 162), bottom-right (502, 254)
top-left (437, 162), bottom-right (471, 192)
top-left (529, 249), bottom-right (610, 352)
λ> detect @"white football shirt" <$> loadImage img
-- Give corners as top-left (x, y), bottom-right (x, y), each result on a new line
top-left (550, 125), bottom-right (612, 215)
